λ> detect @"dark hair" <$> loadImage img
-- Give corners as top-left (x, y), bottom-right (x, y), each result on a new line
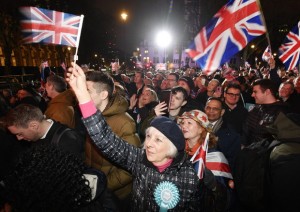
top-left (171, 86), bottom-right (188, 100)
top-left (206, 97), bottom-right (225, 109)
top-left (5, 104), bottom-right (43, 128)
top-left (85, 71), bottom-right (114, 100)
top-left (224, 83), bottom-right (242, 93)
top-left (4, 144), bottom-right (92, 212)
top-left (135, 71), bottom-right (145, 79)
top-left (47, 75), bottom-right (67, 93)
top-left (168, 73), bottom-right (179, 82)
top-left (252, 79), bottom-right (277, 97)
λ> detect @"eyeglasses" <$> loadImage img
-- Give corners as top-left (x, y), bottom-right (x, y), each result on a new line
top-left (205, 106), bottom-right (222, 112)
top-left (167, 78), bottom-right (176, 81)
top-left (226, 92), bottom-right (240, 98)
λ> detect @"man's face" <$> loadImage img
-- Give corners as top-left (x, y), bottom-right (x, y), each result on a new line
top-left (279, 84), bottom-right (293, 99)
top-left (205, 100), bottom-right (224, 122)
top-left (224, 88), bottom-right (240, 106)
top-left (134, 72), bottom-right (143, 84)
top-left (160, 79), bottom-right (168, 90)
top-left (8, 124), bottom-right (39, 141)
top-left (178, 80), bottom-right (190, 95)
top-left (169, 92), bottom-right (186, 110)
top-left (144, 127), bottom-right (173, 166)
top-left (252, 85), bottom-right (267, 104)
top-left (45, 82), bottom-right (53, 98)
top-left (17, 89), bottom-right (29, 100)
top-left (86, 81), bottom-right (103, 109)
top-left (166, 74), bottom-right (177, 89)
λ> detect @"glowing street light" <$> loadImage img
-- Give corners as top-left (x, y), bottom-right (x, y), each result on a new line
top-left (155, 30), bottom-right (172, 48)
top-left (156, 30), bottom-right (172, 65)
top-left (121, 12), bottom-right (128, 21)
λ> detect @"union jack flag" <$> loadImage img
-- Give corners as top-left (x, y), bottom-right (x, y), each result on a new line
top-left (19, 7), bottom-right (83, 47)
top-left (190, 132), bottom-right (210, 179)
top-left (186, 0), bottom-right (266, 75)
top-left (262, 45), bottom-right (273, 62)
top-left (279, 21), bottom-right (300, 70)
top-left (206, 151), bottom-right (233, 179)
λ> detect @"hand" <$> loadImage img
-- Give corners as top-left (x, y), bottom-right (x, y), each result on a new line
top-left (66, 62), bottom-right (91, 104)
top-left (204, 168), bottom-right (217, 191)
top-left (129, 94), bottom-right (137, 110)
top-left (154, 102), bottom-right (167, 116)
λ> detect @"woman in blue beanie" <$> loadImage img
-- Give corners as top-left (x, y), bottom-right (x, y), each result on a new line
top-left (66, 63), bottom-right (204, 211)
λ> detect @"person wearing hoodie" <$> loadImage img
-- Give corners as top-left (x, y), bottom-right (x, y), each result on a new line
top-left (83, 71), bottom-right (141, 209)
top-left (45, 75), bottom-right (77, 128)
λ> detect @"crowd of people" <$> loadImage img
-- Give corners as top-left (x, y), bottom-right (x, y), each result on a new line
top-left (0, 57), bottom-right (300, 211)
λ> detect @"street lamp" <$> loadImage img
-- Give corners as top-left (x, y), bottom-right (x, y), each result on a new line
top-left (121, 12), bottom-right (128, 21)
top-left (155, 30), bottom-right (172, 66)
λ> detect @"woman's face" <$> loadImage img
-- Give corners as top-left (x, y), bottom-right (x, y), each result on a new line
top-left (140, 89), bottom-right (154, 106)
top-left (144, 127), bottom-right (173, 166)
top-left (179, 118), bottom-right (202, 141)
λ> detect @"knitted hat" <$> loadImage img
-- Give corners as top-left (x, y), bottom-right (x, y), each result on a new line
top-left (178, 76), bottom-right (195, 91)
top-left (150, 116), bottom-right (185, 151)
top-left (177, 110), bottom-right (209, 129)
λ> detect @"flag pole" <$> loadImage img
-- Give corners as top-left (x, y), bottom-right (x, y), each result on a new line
top-left (73, 14), bottom-right (84, 65)
top-left (256, 0), bottom-right (272, 52)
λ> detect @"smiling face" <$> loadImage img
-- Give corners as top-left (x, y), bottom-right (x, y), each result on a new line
top-left (205, 99), bottom-right (224, 122)
top-left (144, 127), bottom-right (174, 166)
top-left (279, 83), bottom-right (293, 99)
top-left (251, 85), bottom-right (267, 104)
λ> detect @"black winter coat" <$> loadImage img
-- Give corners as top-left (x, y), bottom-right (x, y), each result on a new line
top-left (83, 111), bottom-right (204, 211)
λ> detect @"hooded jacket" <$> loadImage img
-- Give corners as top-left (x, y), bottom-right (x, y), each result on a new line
top-left (85, 93), bottom-right (140, 200)
top-left (44, 89), bottom-right (76, 128)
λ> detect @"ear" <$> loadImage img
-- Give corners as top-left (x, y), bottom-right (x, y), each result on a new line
top-left (28, 121), bottom-right (39, 130)
top-left (181, 100), bottom-right (187, 107)
top-left (100, 90), bottom-right (109, 100)
top-left (265, 88), bottom-right (271, 95)
top-left (221, 109), bottom-right (225, 117)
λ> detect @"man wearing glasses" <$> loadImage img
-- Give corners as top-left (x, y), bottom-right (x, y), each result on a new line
top-left (204, 97), bottom-right (241, 172)
top-left (166, 73), bottom-right (179, 89)
top-left (223, 83), bottom-right (248, 135)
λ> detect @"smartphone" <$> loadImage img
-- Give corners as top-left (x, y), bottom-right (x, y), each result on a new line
top-left (160, 90), bottom-right (171, 113)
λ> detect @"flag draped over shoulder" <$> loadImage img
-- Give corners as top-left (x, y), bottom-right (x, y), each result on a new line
top-left (279, 21), bottom-right (300, 70)
top-left (19, 7), bottom-right (82, 47)
top-left (206, 151), bottom-right (233, 179)
top-left (186, 0), bottom-right (266, 75)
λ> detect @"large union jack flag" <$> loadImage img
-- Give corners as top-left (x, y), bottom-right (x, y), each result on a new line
top-left (19, 7), bottom-right (82, 47)
top-left (279, 21), bottom-right (300, 70)
top-left (186, 0), bottom-right (266, 75)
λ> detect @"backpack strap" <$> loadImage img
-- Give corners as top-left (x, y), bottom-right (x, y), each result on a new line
top-left (51, 126), bottom-right (72, 145)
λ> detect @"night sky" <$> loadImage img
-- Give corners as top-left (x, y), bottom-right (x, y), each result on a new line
top-left (2, 0), bottom-right (300, 64)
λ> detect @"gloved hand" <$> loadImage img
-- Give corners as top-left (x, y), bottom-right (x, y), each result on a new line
top-left (204, 168), bottom-right (217, 191)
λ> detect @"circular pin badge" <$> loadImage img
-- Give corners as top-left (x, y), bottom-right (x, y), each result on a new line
top-left (154, 181), bottom-right (180, 211)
